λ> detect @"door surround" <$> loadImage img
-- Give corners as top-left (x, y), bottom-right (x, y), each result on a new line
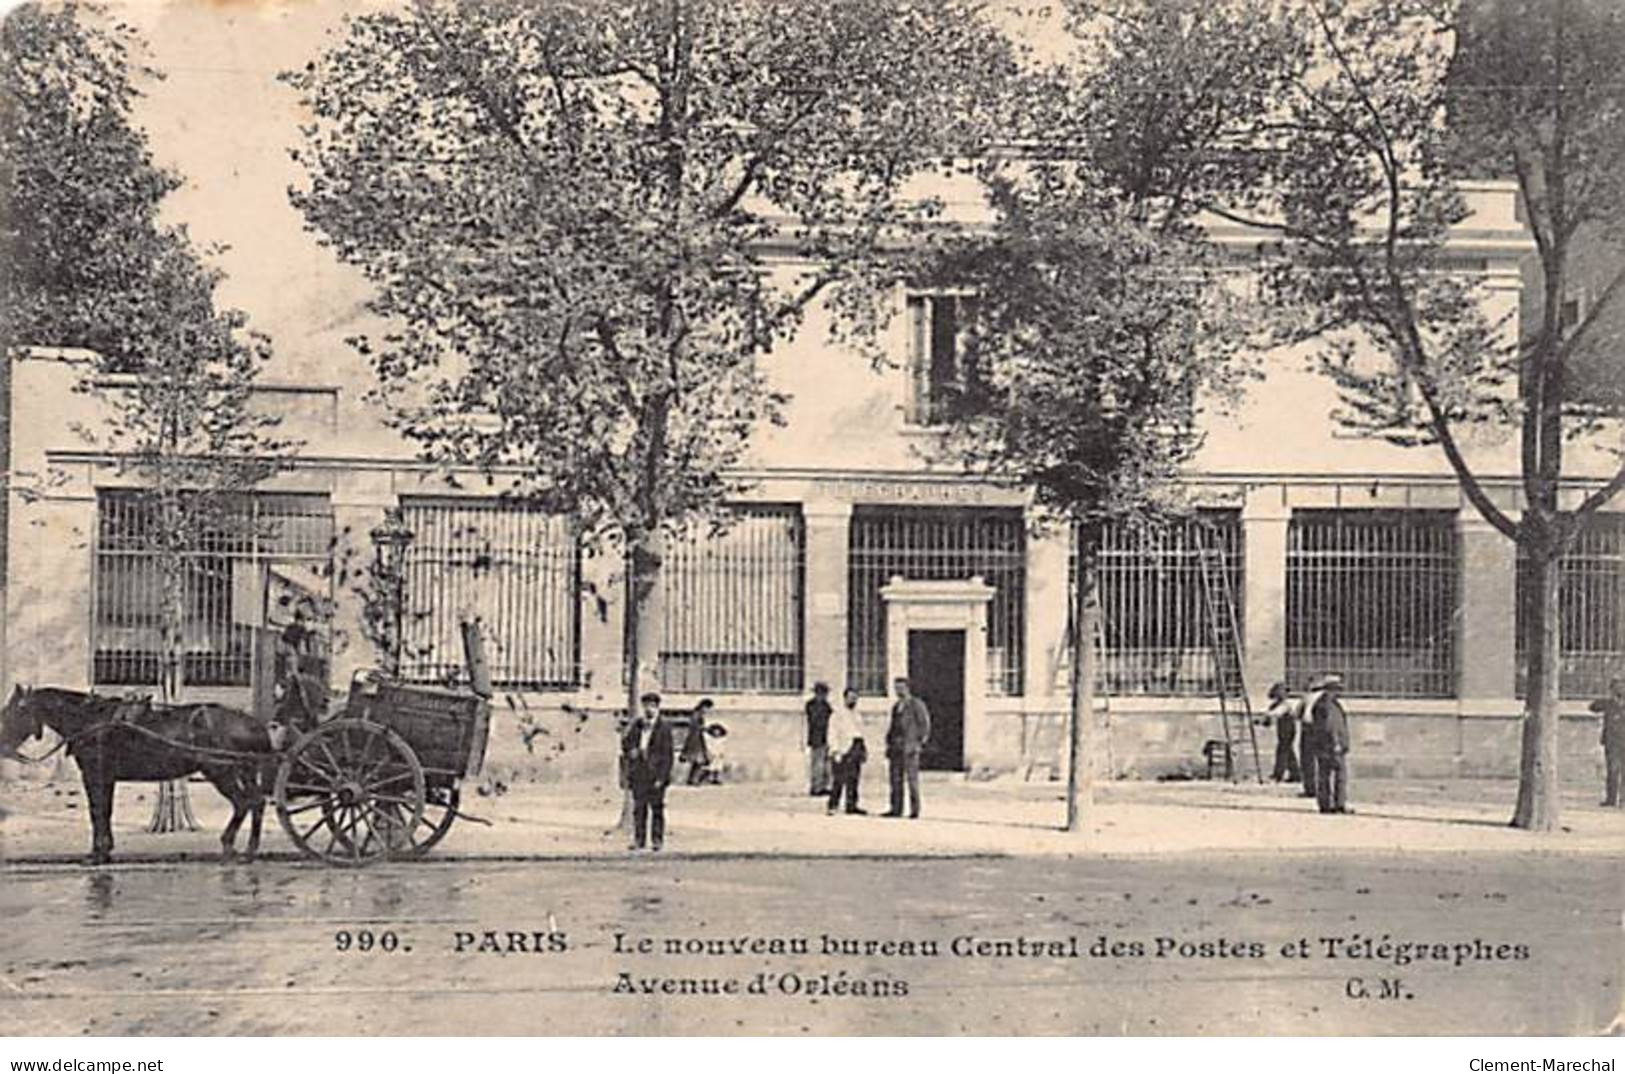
top-left (879, 576), bottom-right (994, 768)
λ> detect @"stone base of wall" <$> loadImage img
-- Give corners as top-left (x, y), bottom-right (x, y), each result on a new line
top-left (1, 703), bottom-right (1609, 788)
top-left (999, 708), bottom-right (1609, 784)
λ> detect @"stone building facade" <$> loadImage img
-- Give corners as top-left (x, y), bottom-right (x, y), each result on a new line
top-left (4, 181), bottom-right (1620, 786)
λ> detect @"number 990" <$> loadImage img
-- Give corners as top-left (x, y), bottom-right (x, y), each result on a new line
top-left (334, 930), bottom-right (401, 953)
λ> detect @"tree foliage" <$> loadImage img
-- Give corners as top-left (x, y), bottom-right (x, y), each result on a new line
top-left (286, 0), bottom-right (1016, 704)
top-left (1075, 0), bottom-right (1625, 830)
top-left (2, 1), bottom-right (291, 694)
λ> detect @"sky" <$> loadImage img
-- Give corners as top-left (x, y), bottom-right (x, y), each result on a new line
top-left (120, 0), bottom-right (384, 385)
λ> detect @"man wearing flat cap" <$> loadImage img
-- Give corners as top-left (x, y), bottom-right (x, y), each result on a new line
top-left (1306, 673), bottom-right (1352, 814)
top-left (622, 692), bottom-right (675, 851)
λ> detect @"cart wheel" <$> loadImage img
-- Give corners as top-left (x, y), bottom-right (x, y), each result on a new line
top-left (376, 784), bottom-right (460, 857)
top-left (274, 718), bottom-right (426, 866)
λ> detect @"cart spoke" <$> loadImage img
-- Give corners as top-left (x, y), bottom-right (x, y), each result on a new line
top-left (315, 739), bottom-right (346, 780)
top-left (294, 814), bottom-right (330, 844)
top-left (364, 769), bottom-right (415, 792)
top-left (283, 798), bottom-right (329, 817)
top-left (293, 753), bottom-right (342, 785)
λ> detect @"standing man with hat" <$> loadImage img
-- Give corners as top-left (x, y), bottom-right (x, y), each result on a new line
top-left (622, 692), bottom-right (675, 851)
top-left (884, 677), bottom-right (931, 819)
top-left (1306, 673), bottom-right (1352, 814)
top-left (1589, 675), bottom-right (1625, 807)
top-left (804, 682), bottom-right (834, 796)
top-left (1264, 681), bottom-right (1302, 784)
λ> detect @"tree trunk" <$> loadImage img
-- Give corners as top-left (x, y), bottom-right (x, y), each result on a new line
top-left (1511, 546), bottom-right (1562, 831)
top-left (613, 531), bottom-right (667, 834)
top-left (1066, 546), bottom-right (1098, 834)
top-left (147, 555), bottom-right (198, 834)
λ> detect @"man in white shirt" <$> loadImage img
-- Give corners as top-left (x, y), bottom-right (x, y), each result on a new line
top-left (826, 686), bottom-right (868, 816)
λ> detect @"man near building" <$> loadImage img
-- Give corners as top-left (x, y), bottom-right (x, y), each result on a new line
top-left (274, 620), bottom-right (326, 735)
top-left (1298, 677), bottom-right (1321, 800)
top-left (622, 692), bottom-right (675, 851)
top-left (884, 677), bottom-right (931, 819)
top-left (1263, 681), bottom-right (1302, 784)
top-left (1307, 674), bottom-right (1352, 815)
top-left (826, 686), bottom-right (868, 816)
top-left (804, 682), bottom-right (833, 796)
top-left (1590, 675), bottom-right (1625, 807)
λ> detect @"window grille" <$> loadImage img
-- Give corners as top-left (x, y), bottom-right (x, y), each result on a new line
top-left (658, 505), bottom-right (805, 694)
top-left (1286, 510), bottom-right (1458, 698)
top-left (904, 291), bottom-right (985, 426)
top-left (1067, 511), bottom-right (1244, 696)
top-left (400, 499), bottom-right (579, 690)
top-left (1515, 513), bottom-right (1624, 699)
top-left (848, 506), bottom-right (1025, 697)
top-left (92, 491), bottom-right (334, 687)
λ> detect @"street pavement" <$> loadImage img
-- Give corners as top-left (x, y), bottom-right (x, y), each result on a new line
top-left (2, 772), bottom-right (1622, 862)
top-left (4, 774), bottom-right (1620, 1035)
top-left (0, 851), bottom-right (1618, 1035)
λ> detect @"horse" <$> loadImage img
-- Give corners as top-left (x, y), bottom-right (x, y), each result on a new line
top-left (0, 685), bottom-right (278, 865)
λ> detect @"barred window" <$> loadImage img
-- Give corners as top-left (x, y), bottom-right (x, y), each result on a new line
top-left (93, 491), bottom-right (333, 688)
top-left (1516, 513), bottom-right (1624, 700)
top-left (848, 506), bottom-right (1025, 697)
top-left (400, 499), bottom-right (579, 690)
top-left (1068, 511), bottom-right (1243, 696)
top-left (658, 505), bottom-right (805, 694)
top-left (1286, 510), bottom-right (1458, 698)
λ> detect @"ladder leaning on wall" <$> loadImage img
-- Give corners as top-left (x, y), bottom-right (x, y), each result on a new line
top-left (1194, 525), bottom-right (1264, 783)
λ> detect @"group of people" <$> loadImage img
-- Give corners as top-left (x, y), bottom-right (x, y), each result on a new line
top-left (617, 669), bottom-right (1625, 853)
top-left (804, 679), bottom-right (931, 820)
top-left (1263, 671), bottom-right (1625, 813)
top-left (1261, 673), bottom-right (1353, 815)
top-left (614, 677), bottom-right (935, 852)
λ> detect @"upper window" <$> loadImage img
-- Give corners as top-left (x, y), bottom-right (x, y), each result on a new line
top-left (904, 291), bottom-right (986, 426)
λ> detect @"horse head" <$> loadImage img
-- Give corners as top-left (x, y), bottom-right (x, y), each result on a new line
top-left (0, 685), bottom-right (41, 760)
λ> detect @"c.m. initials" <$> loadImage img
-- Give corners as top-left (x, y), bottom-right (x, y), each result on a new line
top-left (1344, 977), bottom-right (1414, 1001)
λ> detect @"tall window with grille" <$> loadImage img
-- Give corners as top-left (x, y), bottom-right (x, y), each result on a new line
top-left (1286, 510), bottom-right (1458, 698)
top-left (848, 506), bottom-right (1025, 696)
top-left (658, 505), bottom-right (805, 693)
top-left (93, 491), bottom-right (334, 687)
top-left (1068, 511), bottom-right (1244, 696)
top-left (400, 499), bottom-right (579, 689)
top-left (904, 291), bottom-right (985, 426)
top-left (1515, 513), bottom-right (1624, 699)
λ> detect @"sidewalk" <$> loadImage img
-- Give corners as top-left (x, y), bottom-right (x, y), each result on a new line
top-left (2, 773), bottom-right (1622, 864)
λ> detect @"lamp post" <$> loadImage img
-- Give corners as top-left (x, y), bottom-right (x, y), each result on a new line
top-left (370, 510), bottom-right (415, 677)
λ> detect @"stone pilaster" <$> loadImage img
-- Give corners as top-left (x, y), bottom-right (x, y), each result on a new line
top-left (802, 499), bottom-right (852, 691)
top-left (1457, 510), bottom-right (1518, 699)
top-left (1024, 515), bottom-right (1070, 701)
top-left (1242, 487), bottom-right (1289, 693)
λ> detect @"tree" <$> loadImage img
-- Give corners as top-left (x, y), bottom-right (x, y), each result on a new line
top-left (284, 0), bottom-right (1015, 730)
top-left (1070, 0), bottom-right (1625, 831)
top-left (1, 2), bottom-right (292, 829)
top-left (926, 173), bottom-right (1255, 830)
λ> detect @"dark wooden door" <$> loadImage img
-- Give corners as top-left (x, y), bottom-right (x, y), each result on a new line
top-left (908, 629), bottom-right (965, 771)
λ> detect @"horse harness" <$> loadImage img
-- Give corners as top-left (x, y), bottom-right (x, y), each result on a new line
top-left (13, 695), bottom-right (271, 767)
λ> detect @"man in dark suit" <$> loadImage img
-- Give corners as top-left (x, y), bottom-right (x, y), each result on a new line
top-left (1308, 673), bottom-right (1352, 815)
top-left (622, 692), bottom-right (675, 851)
top-left (1590, 675), bottom-right (1625, 807)
top-left (884, 677), bottom-right (931, 819)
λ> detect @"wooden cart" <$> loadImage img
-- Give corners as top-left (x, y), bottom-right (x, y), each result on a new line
top-left (272, 622), bottom-right (492, 866)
